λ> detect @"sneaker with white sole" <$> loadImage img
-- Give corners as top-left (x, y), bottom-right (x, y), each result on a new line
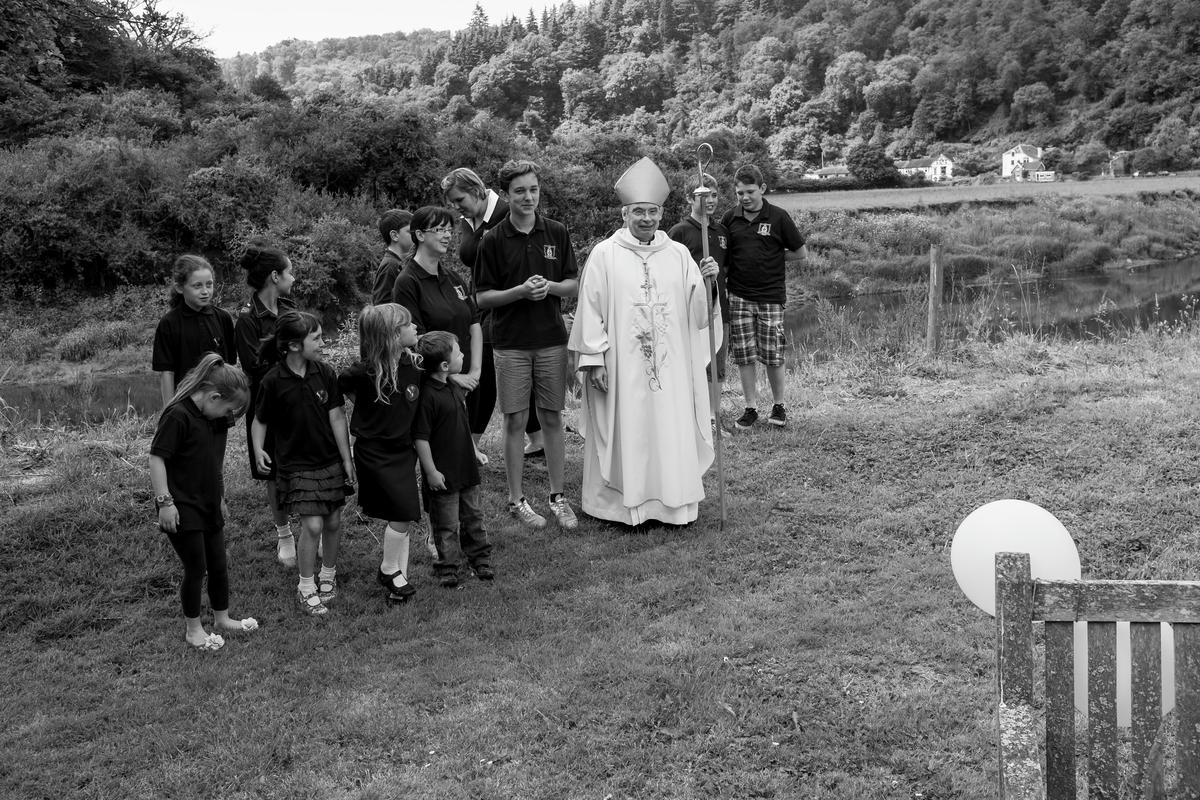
top-left (508, 497), bottom-right (547, 529)
top-left (735, 407), bottom-right (758, 429)
top-left (768, 403), bottom-right (786, 427)
top-left (548, 494), bottom-right (578, 530)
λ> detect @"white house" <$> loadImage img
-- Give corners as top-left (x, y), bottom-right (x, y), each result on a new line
top-left (1002, 144), bottom-right (1043, 178)
top-left (811, 164), bottom-right (850, 180)
top-left (895, 153), bottom-right (954, 182)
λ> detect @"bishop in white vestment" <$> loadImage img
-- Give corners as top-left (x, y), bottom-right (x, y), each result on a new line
top-left (568, 157), bottom-right (721, 525)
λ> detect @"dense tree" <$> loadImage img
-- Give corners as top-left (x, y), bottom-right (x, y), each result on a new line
top-left (846, 141), bottom-right (900, 186)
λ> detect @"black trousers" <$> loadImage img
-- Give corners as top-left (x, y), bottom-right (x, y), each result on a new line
top-left (166, 527), bottom-right (229, 618)
top-left (468, 342), bottom-right (541, 437)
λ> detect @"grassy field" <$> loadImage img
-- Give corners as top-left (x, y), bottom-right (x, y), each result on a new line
top-left (769, 174), bottom-right (1200, 212)
top-left (6, 307), bottom-right (1200, 798)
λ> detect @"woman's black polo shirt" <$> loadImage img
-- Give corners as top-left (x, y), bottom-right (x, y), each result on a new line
top-left (392, 257), bottom-right (481, 374)
top-left (254, 360), bottom-right (344, 472)
top-left (412, 379), bottom-right (479, 493)
top-left (475, 213), bottom-right (579, 350)
top-left (339, 359), bottom-right (423, 447)
top-left (235, 294), bottom-right (297, 389)
top-left (720, 198), bottom-right (804, 305)
top-left (152, 303), bottom-right (238, 378)
top-left (151, 397), bottom-right (226, 530)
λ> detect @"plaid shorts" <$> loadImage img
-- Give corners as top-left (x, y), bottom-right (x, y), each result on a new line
top-left (728, 293), bottom-right (786, 367)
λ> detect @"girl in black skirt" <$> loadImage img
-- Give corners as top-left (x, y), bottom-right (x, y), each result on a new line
top-left (339, 304), bottom-right (424, 603)
top-left (150, 353), bottom-right (258, 650)
top-left (251, 311), bottom-right (356, 616)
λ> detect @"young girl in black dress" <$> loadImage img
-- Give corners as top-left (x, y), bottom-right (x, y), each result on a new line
top-left (339, 303), bottom-right (424, 604)
top-left (251, 311), bottom-right (356, 616)
top-left (234, 240), bottom-right (298, 566)
top-left (150, 353), bottom-right (258, 651)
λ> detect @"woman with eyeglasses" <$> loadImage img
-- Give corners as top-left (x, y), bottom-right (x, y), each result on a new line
top-left (391, 205), bottom-right (483, 410)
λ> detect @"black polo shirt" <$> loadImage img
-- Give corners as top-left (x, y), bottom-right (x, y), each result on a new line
top-left (475, 213), bottom-right (579, 350)
top-left (412, 378), bottom-right (479, 493)
top-left (720, 198), bottom-right (804, 304)
top-left (339, 359), bottom-right (423, 447)
top-left (668, 216), bottom-right (730, 311)
top-left (392, 256), bottom-right (481, 374)
top-left (372, 249), bottom-right (406, 306)
top-left (254, 359), bottom-right (344, 472)
top-left (460, 197), bottom-right (509, 345)
top-left (235, 294), bottom-right (297, 388)
top-left (152, 302), bottom-right (238, 377)
top-left (151, 397), bottom-right (226, 530)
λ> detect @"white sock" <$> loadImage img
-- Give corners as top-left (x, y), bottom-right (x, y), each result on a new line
top-left (318, 565), bottom-right (336, 582)
top-left (298, 576), bottom-right (316, 595)
top-left (275, 522), bottom-right (292, 536)
top-left (381, 524), bottom-right (410, 577)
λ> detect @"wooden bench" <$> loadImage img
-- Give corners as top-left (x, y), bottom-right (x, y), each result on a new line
top-left (994, 551), bottom-right (1200, 799)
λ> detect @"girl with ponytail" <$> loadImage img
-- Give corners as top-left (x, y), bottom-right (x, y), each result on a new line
top-left (234, 239), bottom-right (299, 566)
top-left (149, 353), bottom-right (257, 651)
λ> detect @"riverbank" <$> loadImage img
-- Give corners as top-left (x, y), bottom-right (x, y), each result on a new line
top-left (5, 325), bottom-right (1200, 797)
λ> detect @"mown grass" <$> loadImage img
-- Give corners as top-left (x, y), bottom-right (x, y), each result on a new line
top-left (6, 305), bottom-right (1200, 798)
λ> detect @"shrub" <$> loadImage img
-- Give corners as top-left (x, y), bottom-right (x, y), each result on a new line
top-left (3, 328), bottom-right (44, 363)
top-left (54, 321), bottom-right (143, 362)
top-left (946, 253), bottom-right (999, 281)
top-left (1058, 241), bottom-right (1117, 272)
top-left (808, 271), bottom-right (854, 298)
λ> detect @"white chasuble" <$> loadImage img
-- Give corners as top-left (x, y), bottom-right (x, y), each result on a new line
top-left (568, 228), bottom-right (721, 525)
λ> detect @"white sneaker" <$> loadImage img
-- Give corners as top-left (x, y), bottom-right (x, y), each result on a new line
top-left (508, 497), bottom-right (547, 529)
top-left (548, 495), bottom-right (578, 530)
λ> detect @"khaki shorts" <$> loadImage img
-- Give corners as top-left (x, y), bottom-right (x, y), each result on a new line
top-left (493, 345), bottom-right (568, 414)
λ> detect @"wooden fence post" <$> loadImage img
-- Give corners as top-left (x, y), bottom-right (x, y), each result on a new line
top-left (927, 243), bottom-right (943, 355)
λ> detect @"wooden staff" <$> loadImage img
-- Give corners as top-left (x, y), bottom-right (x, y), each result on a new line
top-left (695, 142), bottom-right (726, 528)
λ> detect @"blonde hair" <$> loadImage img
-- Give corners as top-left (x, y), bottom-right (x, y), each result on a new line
top-left (163, 353), bottom-right (249, 417)
top-left (358, 303), bottom-right (421, 403)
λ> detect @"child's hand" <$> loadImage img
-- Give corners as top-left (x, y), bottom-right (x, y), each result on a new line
top-left (158, 505), bottom-right (179, 533)
top-left (344, 459), bottom-right (357, 486)
top-left (254, 449), bottom-right (272, 473)
top-left (427, 468), bottom-right (447, 491)
top-left (220, 498), bottom-right (229, 520)
top-left (474, 449), bottom-right (489, 466)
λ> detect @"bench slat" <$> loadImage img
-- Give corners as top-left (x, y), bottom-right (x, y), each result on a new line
top-left (1130, 622), bottom-right (1162, 794)
top-left (1034, 581), bottom-right (1200, 622)
top-left (1177, 624), bottom-right (1200, 798)
top-left (1088, 621), bottom-right (1119, 798)
top-left (1045, 621), bottom-right (1076, 799)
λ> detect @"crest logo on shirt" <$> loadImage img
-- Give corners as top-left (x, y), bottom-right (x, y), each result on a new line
top-left (757, 223), bottom-right (772, 236)
top-left (405, 384), bottom-right (419, 402)
top-left (315, 389), bottom-right (328, 404)
top-left (718, 235), bottom-right (727, 249)
top-left (543, 245), bottom-right (558, 260)
top-left (454, 285), bottom-right (467, 301)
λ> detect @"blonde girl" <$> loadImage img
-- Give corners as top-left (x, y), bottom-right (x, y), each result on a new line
top-left (150, 353), bottom-right (258, 651)
top-left (152, 255), bottom-right (238, 407)
top-left (251, 311), bottom-right (356, 616)
top-left (339, 304), bottom-right (424, 604)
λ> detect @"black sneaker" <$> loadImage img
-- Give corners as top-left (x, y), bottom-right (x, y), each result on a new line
top-left (440, 573), bottom-right (461, 588)
top-left (472, 564), bottom-right (495, 581)
top-left (768, 404), bottom-right (786, 427)
top-left (735, 407), bottom-right (758, 429)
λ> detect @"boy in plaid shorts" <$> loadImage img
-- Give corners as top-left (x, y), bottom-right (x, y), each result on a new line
top-left (720, 164), bottom-right (805, 429)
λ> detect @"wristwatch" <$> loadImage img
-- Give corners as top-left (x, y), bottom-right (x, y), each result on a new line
top-left (154, 494), bottom-right (175, 510)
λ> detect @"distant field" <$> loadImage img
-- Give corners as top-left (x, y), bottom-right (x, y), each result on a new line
top-left (769, 174), bottom-right (1200, 211)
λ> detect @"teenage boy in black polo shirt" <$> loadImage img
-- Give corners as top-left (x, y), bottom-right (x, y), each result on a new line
top-left (720, 164), bottom-right (805, 429)
top-left (668, 171), bottom-right (730, 382)
top-left (476, 159), bottom-right (580, 530)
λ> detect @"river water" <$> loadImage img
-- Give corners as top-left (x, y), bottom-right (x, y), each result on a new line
top-left (5, 256), bottom-right (1200, 423)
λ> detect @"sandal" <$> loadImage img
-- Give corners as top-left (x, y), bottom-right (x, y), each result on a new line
top-left (316, 576), bottom-right (336, 602)
top-left (276, 533), bottom-right (296, 568)
top-left (377, 569), bottom-right (416, 599)
top-left (190, 633), bottom-right (225, 652)
top-left (297, 590), bottom-right (328, 616)
top-left (220, 617), bottom-right (259, 633)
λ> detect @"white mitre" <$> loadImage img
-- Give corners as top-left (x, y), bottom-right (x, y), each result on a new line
top-left (615, 156), bottom-right (670, 206)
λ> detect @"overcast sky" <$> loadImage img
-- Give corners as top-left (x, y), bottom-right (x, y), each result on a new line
top-left (158, 1), bottom-right (552, 58)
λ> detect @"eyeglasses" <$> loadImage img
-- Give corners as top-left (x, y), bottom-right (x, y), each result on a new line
top-left (422, 226), bottom-right (454, 235)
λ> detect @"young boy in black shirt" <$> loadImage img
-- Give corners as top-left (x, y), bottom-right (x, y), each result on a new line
top-left (413, 331), bottom-right (493, 587)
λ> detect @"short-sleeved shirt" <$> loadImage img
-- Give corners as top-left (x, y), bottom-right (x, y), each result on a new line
top-left (152, 303), bottom-right (238, 377)
top-left (669, 216), bottom-right (730, 315)
top-left (721, 198), bottom-right (804, 304)
top-left (371, 249), bottom-right (406, 306)
top-left (338, 359), bottom-right (423, 447)
top-left (475, 213), bottom-right (579, 350)
top-left (151, 397), bottom-right (226, 530)
top-left (391, 256), bottom-right (481, 374)
top-left (412, 378), bottom-right (479, 492)
top-left (459, 195), bottom-right (509, 345)
top-left (235, 294), bottom-right (297, 389)
top-left (254, 359), bottom-right (344, 472)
